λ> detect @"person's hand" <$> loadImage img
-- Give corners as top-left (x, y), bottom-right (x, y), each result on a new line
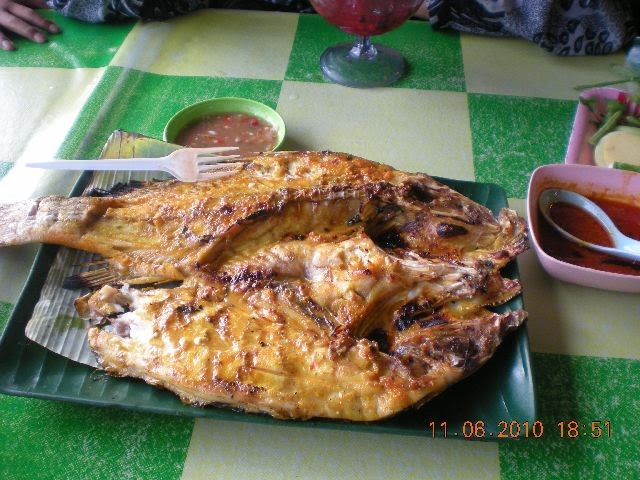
top-left (0, 0), bottom-right (60, 51)
top-left (413, 1), bottom-right (428, 20)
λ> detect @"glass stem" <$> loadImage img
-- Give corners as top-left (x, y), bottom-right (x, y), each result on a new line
top-left (349, 36), bottom-right (378, 60)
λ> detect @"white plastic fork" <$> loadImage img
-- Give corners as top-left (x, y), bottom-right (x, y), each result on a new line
top-left (25, 146), bottom-right (243, 182)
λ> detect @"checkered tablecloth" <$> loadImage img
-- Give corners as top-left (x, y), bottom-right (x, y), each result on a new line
top-left (1, 9), bottom-right (638, 479)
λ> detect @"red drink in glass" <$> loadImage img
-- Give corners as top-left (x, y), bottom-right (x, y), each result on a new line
top-left (311, 0), bottom-right (421, 36)
top-left (309, 0), bottom-right (422, 87)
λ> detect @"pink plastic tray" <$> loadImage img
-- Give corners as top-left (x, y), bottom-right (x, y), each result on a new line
top-left (565, 86), bottom-right (632, 165)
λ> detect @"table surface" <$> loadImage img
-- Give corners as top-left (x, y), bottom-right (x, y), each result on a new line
top-left (0, 9), bottom-right (638, 480)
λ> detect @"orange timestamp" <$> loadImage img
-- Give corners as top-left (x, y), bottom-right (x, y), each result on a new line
top-left (428, 420), bottom-right (612, 439)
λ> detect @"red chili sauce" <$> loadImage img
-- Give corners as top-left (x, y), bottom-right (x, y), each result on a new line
top-left (175, 113), bottom-right (277, 156)
top-left (538, 194), bottom-right (640, 276)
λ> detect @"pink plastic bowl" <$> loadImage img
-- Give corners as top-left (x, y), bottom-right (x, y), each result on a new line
top-left (527, 163), bottom-right (640, 293)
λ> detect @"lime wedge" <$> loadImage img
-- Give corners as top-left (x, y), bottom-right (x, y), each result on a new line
top-left (615, 125), bottom-right (640, 137)
top-left (593, 131), bottom-right (640, 168)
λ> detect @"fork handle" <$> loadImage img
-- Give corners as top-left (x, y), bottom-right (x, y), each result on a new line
top-left (25, 158), bottom-right (167, 171)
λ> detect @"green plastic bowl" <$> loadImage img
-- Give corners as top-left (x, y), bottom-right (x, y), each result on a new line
top-left (163, 97), bottom-right (285, 151)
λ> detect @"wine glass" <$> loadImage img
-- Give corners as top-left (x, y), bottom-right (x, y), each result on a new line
top-left (309, 0), bottom-right (423, 88)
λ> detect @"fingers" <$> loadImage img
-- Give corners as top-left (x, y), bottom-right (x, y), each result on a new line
top-left (0, 1), bottom-right (61, 51)
top-left (0, 31), bottom-right (15, 51)
top-left (0, 11), bottom-right (45, 44)
top-left (413, 2), bottom-right (429, 20)
top-left (10, 2), bottom-right (59, 34)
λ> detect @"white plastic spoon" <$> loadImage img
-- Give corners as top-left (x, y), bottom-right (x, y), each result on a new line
top-left (538, 188), bottom-right (640, 262)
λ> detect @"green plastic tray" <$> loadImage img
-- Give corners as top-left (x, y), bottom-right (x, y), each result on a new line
top-left (0, 166), bottom-right (535, 441)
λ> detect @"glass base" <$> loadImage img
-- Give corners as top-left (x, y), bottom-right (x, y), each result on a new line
top-left (319, 41), bottom-right (406, 88)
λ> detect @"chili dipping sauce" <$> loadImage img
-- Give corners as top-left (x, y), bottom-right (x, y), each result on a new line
top-left (176, 113), bottom-right (277, 156)
top-left (539, 194), bottom-right (640, 276)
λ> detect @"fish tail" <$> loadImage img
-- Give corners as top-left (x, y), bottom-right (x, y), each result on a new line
top-left (0, 196), bottom-right (105, 247)
top-left (0, 198), bottom-right (46, 246)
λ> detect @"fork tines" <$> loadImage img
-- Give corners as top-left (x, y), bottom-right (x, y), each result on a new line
top-left (197, 162), bottom-right (246, 181)
top-left (196, 154), bottom-right (243, 164)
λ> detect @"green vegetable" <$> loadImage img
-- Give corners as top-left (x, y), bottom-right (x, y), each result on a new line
top-left (612, 161), bottom-right (640, 173)
top-left (575, 62), bottom-right (640, 146)
top-left (625, 115), bottom-right (640, 127)
top-left (579, 96), bottom-right (597, 115)
top-left (588, 109), bottom-right (623, 145)
top-left (574, 64), bottom-right (640, 92)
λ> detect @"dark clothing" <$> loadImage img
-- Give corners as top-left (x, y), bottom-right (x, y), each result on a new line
top-left (47, 0), bottom-right (313, 22)
top-left (427, 0), bottom-right (636, 55)
top-left (139, 0), bottom-right (313, 18)
top-left (47, 0), bottom-right (636, 56)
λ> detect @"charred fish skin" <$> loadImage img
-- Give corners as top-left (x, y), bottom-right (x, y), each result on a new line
top-left (81, 279), bottom-right (525, 422)
top-left (0, 151), bottom-right (528, 421)
top-left (0, 151), bottom-right (527, 280)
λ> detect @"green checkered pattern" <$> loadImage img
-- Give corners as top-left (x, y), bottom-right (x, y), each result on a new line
top-left (1, 9), bottom-right (637, 479)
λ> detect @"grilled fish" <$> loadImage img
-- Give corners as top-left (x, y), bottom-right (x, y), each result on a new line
top-left (0, 151), bottom-right (528, 421)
